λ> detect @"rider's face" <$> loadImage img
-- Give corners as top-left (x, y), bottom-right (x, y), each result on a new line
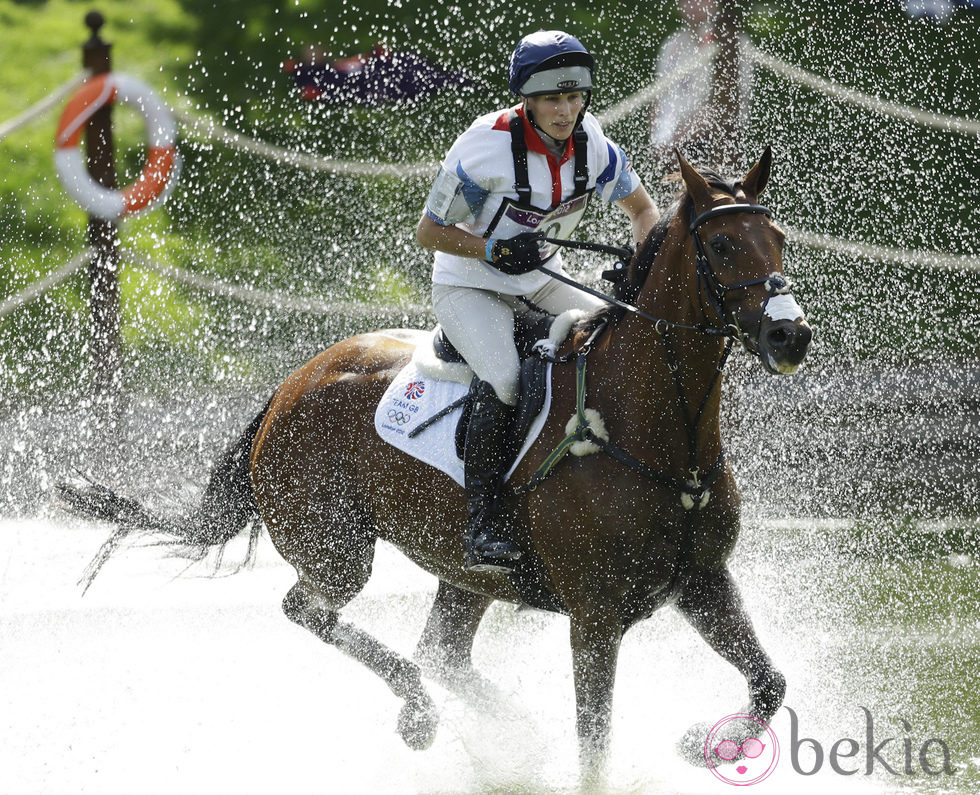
top-left (524, 92), bottom-right (585, 141)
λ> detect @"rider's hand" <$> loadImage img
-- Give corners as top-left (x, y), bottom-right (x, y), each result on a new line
top-left (486, 232), bottom-right (545, 275)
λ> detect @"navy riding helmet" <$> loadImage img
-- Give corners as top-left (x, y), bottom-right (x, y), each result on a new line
top-left (508, 31), bottom-right (595, 98)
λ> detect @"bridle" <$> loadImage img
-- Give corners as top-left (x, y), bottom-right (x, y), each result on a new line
top-left (543, 199), bottom-right (793, 348)
top-left (688, 201), bottom-right (794, 351)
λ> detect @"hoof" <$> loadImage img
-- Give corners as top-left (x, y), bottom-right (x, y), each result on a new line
top-left (678, 716), bottom-right (768, 768)
top-left (397, 693), bottom-right (438, 751)
top-left (677, 721), bottom-right (715, 767)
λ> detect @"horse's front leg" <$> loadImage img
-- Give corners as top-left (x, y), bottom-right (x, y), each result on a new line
top-left (676, 565), bottom-right (785, 718)
top-left (569, 612), bottom-right (625, 781)
top-left (674, 565), bottom-right (786, 762)
top-left (414, 579), bottom-right (495, 701)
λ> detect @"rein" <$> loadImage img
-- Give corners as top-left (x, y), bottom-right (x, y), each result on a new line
top-left (540, 237), bottom-right (734, 339)
top-left (517, 334), bottom-right (732, 508)
top-left (520, 202), bottom-right (780, 508)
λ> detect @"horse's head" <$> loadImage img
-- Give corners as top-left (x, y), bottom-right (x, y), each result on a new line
top-left (677, 148), bottom-right (812, 374)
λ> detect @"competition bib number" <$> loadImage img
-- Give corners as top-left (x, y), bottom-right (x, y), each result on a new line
top-left (487, 192), bottom-right (593, 260)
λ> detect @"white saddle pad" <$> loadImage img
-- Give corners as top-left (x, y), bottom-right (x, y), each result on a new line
top-left (374, 357), bottom-right (553, 488)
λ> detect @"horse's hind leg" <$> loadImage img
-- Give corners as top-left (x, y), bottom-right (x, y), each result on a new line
top-left (673, 565), bottom-right (785, 762)
top-left (415, 580), bottom-right (492, 672)
top-left (263, 483), bottom-right (437, 750)
top-left (282, 579), bottom-right (438, 751)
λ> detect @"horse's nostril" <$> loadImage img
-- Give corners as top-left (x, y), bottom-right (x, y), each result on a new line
top-left (765, 322), bottom-right (812, 358)
top-left (766, 327), bottom-right (788, 347)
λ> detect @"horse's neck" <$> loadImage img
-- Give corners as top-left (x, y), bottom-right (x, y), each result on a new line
top-left (596, 224), bottom-right (726, 462)
top-left (641, 224), bottom-right (704, 329)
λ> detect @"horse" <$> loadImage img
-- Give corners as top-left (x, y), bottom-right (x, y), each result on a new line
top-left (60, 149), bottom-right (812, 779)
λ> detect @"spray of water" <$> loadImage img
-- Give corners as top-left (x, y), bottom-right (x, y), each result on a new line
top-left (1, 1), bottom-right (978, 792)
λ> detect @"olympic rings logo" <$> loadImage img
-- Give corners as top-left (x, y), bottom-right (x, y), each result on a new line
top-left (387, 409), bottom-right (412, 426)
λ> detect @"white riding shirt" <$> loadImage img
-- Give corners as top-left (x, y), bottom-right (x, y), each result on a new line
top-left (424, 105), bottom-right (640, 295)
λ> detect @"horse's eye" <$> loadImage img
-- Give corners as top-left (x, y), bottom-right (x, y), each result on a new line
top-left (709, 235), bottom-right (734, 260)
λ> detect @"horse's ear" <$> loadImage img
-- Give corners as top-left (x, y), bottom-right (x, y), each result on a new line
top-left (676, 149), bottom-right (714, 212)
top-left (741, 146), bottom-right (773, 198)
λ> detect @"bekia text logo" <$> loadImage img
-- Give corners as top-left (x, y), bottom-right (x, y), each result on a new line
top-left (785, 707), bottom-right (953, 777)
top-left (703, 707), bottom-right (954, 785)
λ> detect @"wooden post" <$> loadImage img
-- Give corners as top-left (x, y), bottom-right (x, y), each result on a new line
top-left (82, 11), bottom-right (122, 397)
top-left (711, 0), bottom-right (744, 171)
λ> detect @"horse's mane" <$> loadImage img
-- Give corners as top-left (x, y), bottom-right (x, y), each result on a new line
top-left (575, 169), bottom-right (741, 335)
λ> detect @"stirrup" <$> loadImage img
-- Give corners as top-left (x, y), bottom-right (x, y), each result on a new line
top-left (462, 531), bottom-right (521, 574)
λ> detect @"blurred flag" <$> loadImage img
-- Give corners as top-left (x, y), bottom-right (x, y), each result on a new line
top-left (284, 44), bottom-right (476, 104)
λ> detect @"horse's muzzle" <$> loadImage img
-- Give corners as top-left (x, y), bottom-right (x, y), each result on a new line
top-left (758, 317), bottom-right (812, 375)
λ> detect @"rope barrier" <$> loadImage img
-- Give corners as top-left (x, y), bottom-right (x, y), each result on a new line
top-left (174, 106), bottom-right (438, 179)
top-left (6, 225), bottom-right (973, 325)
top-left (745, 43), bottom-right (980, 137)
top-left (2, 49), bottom-right (977, 316)
top-left (0, 250), bottom-right (90, 319)
top-left (783, 226), bottom-right (980, 272)
top-left (123, 249), bottom-right (431, 318)
top-left (0, 72), bottom-right (90, 143)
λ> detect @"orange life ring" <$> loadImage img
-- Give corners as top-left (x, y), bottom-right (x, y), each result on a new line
top-left (54, 72), bottom-right (178, 220)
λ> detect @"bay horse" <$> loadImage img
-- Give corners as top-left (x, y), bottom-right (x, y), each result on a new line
top-left (60, 149), bottom-right (811, 778)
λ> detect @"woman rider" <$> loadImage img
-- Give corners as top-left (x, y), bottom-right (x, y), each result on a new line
top-left (416, 30), bottom-right (659, 573)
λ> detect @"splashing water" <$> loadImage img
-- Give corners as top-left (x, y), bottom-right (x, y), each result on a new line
top-left (1, 0), bottom-right (979, 792)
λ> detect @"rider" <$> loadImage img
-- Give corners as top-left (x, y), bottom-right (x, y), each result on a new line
top-left (416, 30), bottom-right (659, 574)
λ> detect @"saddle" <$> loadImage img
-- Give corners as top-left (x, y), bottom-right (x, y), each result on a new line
top-left (430, 310), bottom-right (574, 615)
top-left (375, 311), bottom-right (584, 616)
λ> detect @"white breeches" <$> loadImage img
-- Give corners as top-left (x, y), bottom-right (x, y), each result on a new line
top-left (432, 278), bottom-right (608, 406)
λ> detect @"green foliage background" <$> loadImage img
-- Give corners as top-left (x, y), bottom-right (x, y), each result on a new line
top-left (1, 0), bottom-right (979, 405)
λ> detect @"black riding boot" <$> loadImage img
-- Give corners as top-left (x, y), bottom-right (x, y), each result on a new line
top-left (462, 379), bottom-right (522, 573)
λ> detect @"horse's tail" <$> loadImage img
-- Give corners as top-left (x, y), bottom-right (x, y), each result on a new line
top-left (58, 397), bottom-right (272, 592)
top-left (183, 397), bottom-right (271, 548)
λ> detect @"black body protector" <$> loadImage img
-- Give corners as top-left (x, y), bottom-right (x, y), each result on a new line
top-left (483, 110), bottom-right (592, 261)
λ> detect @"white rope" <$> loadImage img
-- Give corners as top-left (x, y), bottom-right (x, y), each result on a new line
top-left (0, 72), bottom-right (91, 143)
top-left (123, 249), bottom-right (430, 317)
top-left (4, 227), bottom-right (974, 328)
top-left (2, 55), bottom-right (974, 320)
top-left (784, 225), bottom-right (980, 271)
top-left (0, 249), bottom-right (90, 318)
top-left (745, 43), bottom-right (980, 137)
top-left (174, 106), bottom-right (438, 179)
